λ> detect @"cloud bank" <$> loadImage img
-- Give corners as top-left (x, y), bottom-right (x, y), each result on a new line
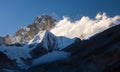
top-left (51, 13), bottom-right (120, 40)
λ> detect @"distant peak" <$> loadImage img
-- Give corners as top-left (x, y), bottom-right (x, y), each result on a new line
top-left (11, 14), bottom-right (57, 44)
top-left (34, 14), bottom-right (56, 25)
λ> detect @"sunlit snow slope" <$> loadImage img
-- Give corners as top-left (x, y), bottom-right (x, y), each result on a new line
top-left (51, 13), bottom-right (120, 39)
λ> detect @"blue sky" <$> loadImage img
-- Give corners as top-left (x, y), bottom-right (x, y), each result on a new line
top-left (0, 0), bottom-right (120, 36)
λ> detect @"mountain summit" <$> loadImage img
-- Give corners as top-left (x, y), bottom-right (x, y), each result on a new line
top-left (12, 15), bottom-right (56, 44)
top-left (4, 15), bottom-right (56, 44)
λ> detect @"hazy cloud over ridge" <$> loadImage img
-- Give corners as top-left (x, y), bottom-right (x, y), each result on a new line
top-left (51, 13), bottom-right (120, 39)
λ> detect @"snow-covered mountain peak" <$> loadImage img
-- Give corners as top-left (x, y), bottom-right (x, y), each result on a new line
top-left (11, 15), bottom-right (57, 44)
top-left (28, 30), bottom-right (77, 51)
top-left (34, 15), bottom-right (52, 25)
top-left (28, 30), bottom-right (54, 44)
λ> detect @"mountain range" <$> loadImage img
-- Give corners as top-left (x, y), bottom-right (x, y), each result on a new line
top-left (0, 13), bottom-right (120, 72)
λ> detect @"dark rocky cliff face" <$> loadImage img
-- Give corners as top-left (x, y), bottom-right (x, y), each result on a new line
top-left (0, 51), bottom-right (17, 69)
top-left (23, 24), bottom-right (120, 72)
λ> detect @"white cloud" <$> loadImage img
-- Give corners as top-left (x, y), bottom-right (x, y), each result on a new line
top-left (51, 13), bottom-right (120, 40)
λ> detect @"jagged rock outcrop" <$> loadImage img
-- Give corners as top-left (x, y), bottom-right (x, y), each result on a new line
top-left (29, 45), bottom-right (48, 59)
top-left (4, 34), bottom-right (12, 44)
